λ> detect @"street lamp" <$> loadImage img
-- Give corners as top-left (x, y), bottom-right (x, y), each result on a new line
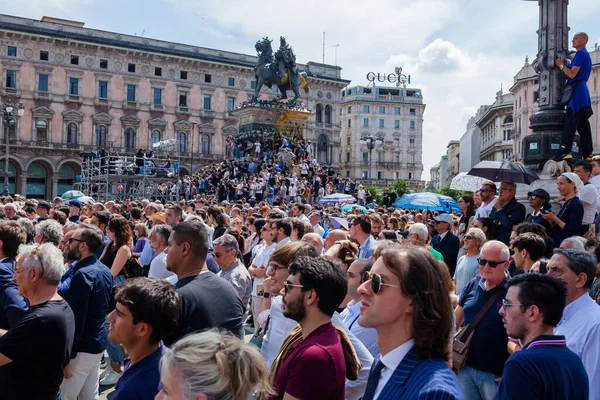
top-left (360, 134), bottom-right (384, 183)
top-left (2, 99), bottom-right (24, 196)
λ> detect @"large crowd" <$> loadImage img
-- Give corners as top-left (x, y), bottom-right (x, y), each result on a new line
top-left (0, 131), bottom-right (599, 400)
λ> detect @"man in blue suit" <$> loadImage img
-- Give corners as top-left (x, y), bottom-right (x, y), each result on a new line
top-left (431, 214), bottom-right (460, 277)
top-left (0, 221), bottom-right (28, 329)
top-left (357, 244), bottom-right (464, 400)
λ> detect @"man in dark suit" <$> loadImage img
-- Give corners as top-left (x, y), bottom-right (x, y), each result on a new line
top-left (490, 181), bottom-right (526, 246)
top-left (431, 214), bottom-right (460, 276)
top-left (0, 221), bottom-right (28, 330)
top-left (357, 245), bottom-right (464, 400)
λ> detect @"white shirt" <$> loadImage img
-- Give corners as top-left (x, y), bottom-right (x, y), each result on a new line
top-left (148, 250), bottom-right (178, 284)
top-left (373, 339), bottom-right (415, 400)
top-left (578, 183), bottom-right (598, 224)
top-left (340, 299), bottom-right (380, 357)
top-left (474, 197), bottom-right (497, 219)
top-left (437, 231), bottom-right (448, 241)
top-left (299, 214), bottom-right (310, 225)
top-left (589, 175), bottom-right (600, 213)
top-left (251, 242), bottom-right (276, 296)
top-left (358, 189), bottom-right (366, 200)
top-left (261, 296), bottom-right (374, 400)
top-left (554, 293), bottom-right (600, 400)
top-left (275, 237), bottom-right (290, 248)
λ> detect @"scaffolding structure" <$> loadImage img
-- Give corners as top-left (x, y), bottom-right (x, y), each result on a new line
top-left (80, 151), bottom-right (181, 202)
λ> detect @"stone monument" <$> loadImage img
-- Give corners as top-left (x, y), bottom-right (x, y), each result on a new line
top-left (228, 37), bottom-right (314, 164)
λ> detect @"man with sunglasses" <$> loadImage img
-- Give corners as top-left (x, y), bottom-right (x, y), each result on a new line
top-left (474, 182), bottom-right (497, 220)
top-left (58, 226), bottom-right (114, 400)
top-left (271, 256), bottom-right (349, 400)
top-left (455, 240), bottom-right (510, 400)
top-left (496, 274), bottom-right (588, 399)
top-left (357, 245), bottom-right (462, 400)
top-left (490, 181), bottom-right (526, 246)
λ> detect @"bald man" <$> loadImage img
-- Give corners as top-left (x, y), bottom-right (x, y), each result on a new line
top-left (324, 229), bottom-right (348, 251)
top-left (556, 32), bottom-right (593, 161)
top-left (301, 233), bottom-right (324, 254)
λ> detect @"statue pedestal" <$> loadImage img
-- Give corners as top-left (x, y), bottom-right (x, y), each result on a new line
top-left (518, 159), bottom-right (571, 212)
top-left (227, 100), bottom-right (314, 163)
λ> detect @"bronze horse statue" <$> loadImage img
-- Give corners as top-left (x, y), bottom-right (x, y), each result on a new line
top-left (253, 37), bottom-right (309, 105)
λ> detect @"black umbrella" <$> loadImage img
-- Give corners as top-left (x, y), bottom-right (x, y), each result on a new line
top-left (467, 161), bottom-right (539, 184)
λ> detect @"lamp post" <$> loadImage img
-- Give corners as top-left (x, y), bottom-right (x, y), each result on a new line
top-left (2, 99), bottom-right (24, 196)
top-left (360, 134), bottom-right (383, 184)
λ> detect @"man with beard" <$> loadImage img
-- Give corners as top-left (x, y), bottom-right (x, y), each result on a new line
top-left (58, 226), bottom-right (113, 400)
top-left (270, 256), bottom-right (349, 400)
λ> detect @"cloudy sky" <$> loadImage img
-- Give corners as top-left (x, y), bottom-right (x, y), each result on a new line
top-left (3, 0), bottom-right (600, 179)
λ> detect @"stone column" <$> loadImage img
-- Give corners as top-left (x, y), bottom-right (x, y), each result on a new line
top-left (52, 177), bottom-right (59, 199)
top-left (523, 0), bottom-right (570, 169)
top-left (18, 173), bottom-right (28, 197)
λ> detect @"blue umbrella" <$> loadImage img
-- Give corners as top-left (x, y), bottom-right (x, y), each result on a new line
top-left (392, 192), bottom-right (462, 213)
top-left (341, 204), bottom-right (367, 213)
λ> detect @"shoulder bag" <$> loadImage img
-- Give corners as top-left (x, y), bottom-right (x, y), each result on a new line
top-left (559, 80), bottom-right (583, 106)
top-left (452, 288), bottom-right (504, 371)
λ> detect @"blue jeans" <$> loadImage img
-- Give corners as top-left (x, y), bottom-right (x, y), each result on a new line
top-left (457, 364), bottom-right (499, 400)
top-left (106, 274), bottom-right (126, 365)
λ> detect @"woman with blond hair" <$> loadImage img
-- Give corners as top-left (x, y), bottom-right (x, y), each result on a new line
top-left (156, 330), bottom-right (272, 400)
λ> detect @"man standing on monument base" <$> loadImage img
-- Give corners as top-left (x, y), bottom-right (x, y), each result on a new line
top-left (555, 32), bottom-right (593, 161)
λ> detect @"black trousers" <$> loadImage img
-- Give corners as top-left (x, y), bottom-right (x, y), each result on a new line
top-left (561, 107), bottom-right (593, 157)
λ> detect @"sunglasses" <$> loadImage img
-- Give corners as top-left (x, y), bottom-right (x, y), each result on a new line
top-left (478, 188), bottom-right (492, 193)
top-left (528, 195), bottom-right (541, 200)
top-left (68, 238), bottom-right (85, 245)
top-left (362, 271), bottom-right (401, 295)
top-left (464, 235), bottom-right (474, 240)
top-left (477, 258), bottom-right (506, 268)
top-left (283, 281), bottom-right (304, 293)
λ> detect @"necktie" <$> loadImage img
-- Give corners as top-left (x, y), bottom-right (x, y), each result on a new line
top-left (362, 360), bottom-right (385, 400)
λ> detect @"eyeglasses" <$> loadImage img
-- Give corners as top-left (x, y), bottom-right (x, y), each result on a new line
top-left (464, 235), bottom-right (474, 240)
top-left (501, 299), bottom-right (531, 310)
top-left (283, 281), bottom-right (304, 293)
top-left (266, 263), bottom-right (287, 275)
top-left (478, 188), bottom-right (490, 193)
top-left (477, 258), bottom-right (507, 268)
top-left (362, 271), bottom-right (401, 295)
top-left (528, 195), bottom-right (539, 200)
top-left (68, 238), bottom-right (85, 245)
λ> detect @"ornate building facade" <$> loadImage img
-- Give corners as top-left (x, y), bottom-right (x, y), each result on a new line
top-left (476, 89), bottom-right (514, 162)
top-left (0, 14), bottom-right (348, 199)
top-left (339, 84), bottom-right (425, 191)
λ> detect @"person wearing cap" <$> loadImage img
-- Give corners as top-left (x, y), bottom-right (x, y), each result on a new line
top-left (573, 160), bottom-right (598, 236)
top-left (542, 173), bottom-right (584, 247)
top-left (430, 214), bottom-right (460, 276)
top-left (490, 181), bottom-right (526, 246)
top-left (525, 188), bottom-right (552, 231)
top-left (67, 199), bottom-right (82, 224)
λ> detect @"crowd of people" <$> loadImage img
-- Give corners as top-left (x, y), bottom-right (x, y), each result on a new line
top-left (0, 138), bottom-right (599, 400)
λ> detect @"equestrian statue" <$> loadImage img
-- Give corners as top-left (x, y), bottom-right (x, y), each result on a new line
top-left (253, 37), bottom-right (309, 105)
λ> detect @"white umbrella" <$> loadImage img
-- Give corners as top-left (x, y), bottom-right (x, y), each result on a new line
top-left (449, 173), bottom-right (487, 192)
top-left (61, 190), bottom-right (85, 199)
top-left (320, 194), bottom-right (357, 204)
top-left (328, 217), bottom-right (349, 230)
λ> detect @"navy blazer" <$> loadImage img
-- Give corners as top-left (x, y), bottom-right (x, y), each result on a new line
top-left (365, 348), bottom-right (465, 400)
top-left (431, 232), bottom-right (460, 276)
top-left (489, 198), bottom-right (526, 246)
top-left (0, 257), bottom-right (28, 329)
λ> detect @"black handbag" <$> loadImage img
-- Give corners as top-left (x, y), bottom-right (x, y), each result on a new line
top-left (249, 315), bottom-right (270, 349)
top-left (560, 80), bottom-right (582, 106)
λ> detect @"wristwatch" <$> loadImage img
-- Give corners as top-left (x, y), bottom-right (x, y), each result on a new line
top-left (559, 65), bottom-right (564, 70)
top-left (263, 292), bottom-right (271, 298)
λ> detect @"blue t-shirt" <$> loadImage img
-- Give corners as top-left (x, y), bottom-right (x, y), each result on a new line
top-left (114, 343), bottom-right (165, 400)
top-left (495, 335), bottom-right (589, 400)
top-left (568, 48), bottom-right (592, 115)
top-left (458, 276), bottom-right (509, 376)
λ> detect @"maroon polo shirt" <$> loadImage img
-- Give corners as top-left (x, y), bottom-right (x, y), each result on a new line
top-left (270, 321), bottom-right (346, 400)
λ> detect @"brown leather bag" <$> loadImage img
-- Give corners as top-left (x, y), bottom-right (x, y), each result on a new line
top-left (452, 289), bottom-right (504, 371)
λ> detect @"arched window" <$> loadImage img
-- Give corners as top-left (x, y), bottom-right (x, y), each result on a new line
top-left (96, 125), bottom-right (107, 147)
top-left (58, 164), bottom-right (76, 196)
top-left (124, 128), bottom-right (135, 149)
top-left (67, 123), bottom-right (77, 144)
top-left (324, 105), bottom-right (332, 124)
top-left (315, 104), bottom-right (323, 123)
top-left (36, 120), bottom-right (47, 142)
top-left (503, 115), bottom-right (514, 124)
top-left (151, 130), bottom-right (161, 146)
top-left (177, 132), bottom-right (187, 153)
top-left (317, 134), bottom-right (329, 163)
top-left (201, 134), bottom-right (211, 154)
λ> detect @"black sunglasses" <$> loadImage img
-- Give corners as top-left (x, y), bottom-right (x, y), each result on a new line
top-left (464, 235), bottom-right (474, 240)
top-left (68, 238), bottom-right (86, 245)
top-left (478, 258), bottom-right (506, 268)
top-left (362, 271), bottom-right (401, 294)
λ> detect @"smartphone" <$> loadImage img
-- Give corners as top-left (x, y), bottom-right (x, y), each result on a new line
top-left (257, 284), bottom-right (264, 297)
top-left (540, 209), bottom-right (549, 214)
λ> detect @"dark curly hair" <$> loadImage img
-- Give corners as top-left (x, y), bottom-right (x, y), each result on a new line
top-left (379, 244), bottom-right (454, 361)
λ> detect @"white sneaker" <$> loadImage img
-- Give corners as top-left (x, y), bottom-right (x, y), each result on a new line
top-left (99, 369), bottom-right (122, 386)
top-left (98, 367), bottom-right (110, 381)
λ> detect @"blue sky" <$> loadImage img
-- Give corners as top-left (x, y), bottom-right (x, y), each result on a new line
top-left (3, 0), bottom-right (600, 178)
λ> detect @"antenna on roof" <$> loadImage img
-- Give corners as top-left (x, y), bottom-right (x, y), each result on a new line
top-left (330, 44), bottom-right (339, 66)
top-left (322, 32), bottom-right (325, 64)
